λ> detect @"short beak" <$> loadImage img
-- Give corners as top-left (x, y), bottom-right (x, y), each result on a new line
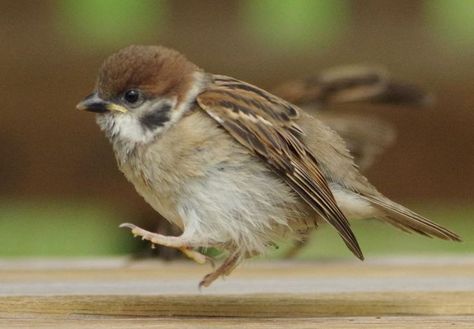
top-left (76, 93), bottom-right (128, 113)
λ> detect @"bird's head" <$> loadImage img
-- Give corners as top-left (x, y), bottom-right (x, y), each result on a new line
top-left (77, 45), bottom-right (204, 147)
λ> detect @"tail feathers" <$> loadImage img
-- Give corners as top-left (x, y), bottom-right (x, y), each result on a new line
top-left (361, 195), bottom-right (461, 241)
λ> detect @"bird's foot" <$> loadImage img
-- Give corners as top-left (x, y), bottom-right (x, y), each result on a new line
top-left (119, 223), bottom-right (211, 265)
top-left (199, 252), bottom-right (240, 288)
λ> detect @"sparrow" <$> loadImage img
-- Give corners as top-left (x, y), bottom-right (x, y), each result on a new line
top-left (132, 65), bottom-right (424, 260)
top-left (77, 45), bottom-right (460, 287)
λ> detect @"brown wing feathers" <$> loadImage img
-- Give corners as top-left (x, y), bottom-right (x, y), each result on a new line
top-left (272, 66), bottom-right (432, 108)
top-left (198, 75), bottom-right (364, 260)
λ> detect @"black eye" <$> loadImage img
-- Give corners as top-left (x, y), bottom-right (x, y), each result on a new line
top-left (123, 89), bottom-right (142, 106)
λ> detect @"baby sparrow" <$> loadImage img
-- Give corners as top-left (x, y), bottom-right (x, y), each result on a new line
top-left (131, 65), bottom-right (425, 260)
top-left (77, 45), bottom-right (460, 287)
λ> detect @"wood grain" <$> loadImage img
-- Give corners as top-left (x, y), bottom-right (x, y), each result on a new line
top-left (1, 292), bottom-right (474, 318)
top-left (0, 257), bottom-right (473, 327)
top-left (2, 317), bottom-right (474, 329)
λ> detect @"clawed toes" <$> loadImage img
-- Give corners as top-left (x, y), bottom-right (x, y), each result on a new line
top-left (119, 223), bottom-right (142, 238)
top-left (199, 274), bottom-right (213, 289)
top-left (199, 271), bottom-right (223, 288)
top-left (119, 223), bottom-right (137, 230)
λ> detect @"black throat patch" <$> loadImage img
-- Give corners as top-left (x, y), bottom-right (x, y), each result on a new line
top-left (140, 103), bottom-right (172, 130)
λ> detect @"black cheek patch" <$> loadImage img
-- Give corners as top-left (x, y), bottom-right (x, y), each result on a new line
top-left (140, 103), bottom-right (172, 130)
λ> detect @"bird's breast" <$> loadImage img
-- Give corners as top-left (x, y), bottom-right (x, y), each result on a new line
top-left (118, 150), bottom-right (185, 229)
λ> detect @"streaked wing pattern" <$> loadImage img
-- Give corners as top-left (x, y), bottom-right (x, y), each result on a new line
top-left (197, 75), bottom-right (364, 260)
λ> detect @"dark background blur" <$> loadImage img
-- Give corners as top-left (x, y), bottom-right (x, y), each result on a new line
top-left (1, 0), bottom-right (472, 257)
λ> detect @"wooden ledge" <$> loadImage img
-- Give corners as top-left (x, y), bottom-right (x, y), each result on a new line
top-left (1, 292), bottom-right (474, 318)
top-left (0, 257), bottom-right (473, 327)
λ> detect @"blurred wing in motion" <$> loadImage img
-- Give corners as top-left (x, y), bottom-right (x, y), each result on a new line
top-left (272, 65), bottom-right (433, 109)
top-left (273, 65), bottom-right (432, 172)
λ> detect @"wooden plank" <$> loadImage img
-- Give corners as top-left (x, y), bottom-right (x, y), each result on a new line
top-left (1, 258), bottom-right (473, 295)
top-left (1, 292), bottom-right (474, 318)
top-left (0, 257), bottom-right (473, 327)
top-left (2, 317), bottom-right (474, 329)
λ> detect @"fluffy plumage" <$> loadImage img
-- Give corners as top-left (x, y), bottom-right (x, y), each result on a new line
top-left (77, 45), bottom-right (460, 287)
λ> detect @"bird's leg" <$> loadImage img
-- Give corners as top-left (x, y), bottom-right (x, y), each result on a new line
top-left (120, 223), bottom-right (209, 265)
top-left (180, 247), bottom-right (209, 265)
top-left (199, 252), bottom-right (241, 288)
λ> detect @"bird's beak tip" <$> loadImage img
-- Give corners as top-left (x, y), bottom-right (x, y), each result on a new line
top-left (76, 100), bottom-right (88, 111)
top-left (76, 93), bottom-right (104, 113)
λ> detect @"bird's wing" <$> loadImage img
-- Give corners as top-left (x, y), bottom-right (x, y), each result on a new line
top-left (197, 74), bottom-right (364, 260)
top-left (272, 66), bottom-right (432, 108)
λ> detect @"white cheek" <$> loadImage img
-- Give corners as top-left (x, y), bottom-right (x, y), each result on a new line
top-left (96, 113), bottom-right (157, 145)
top-left (114, 114), bottom-right (156, 143)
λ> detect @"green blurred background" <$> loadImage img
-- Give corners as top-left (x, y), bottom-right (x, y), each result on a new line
top-left (1, 0), bottom-right (473, 259)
